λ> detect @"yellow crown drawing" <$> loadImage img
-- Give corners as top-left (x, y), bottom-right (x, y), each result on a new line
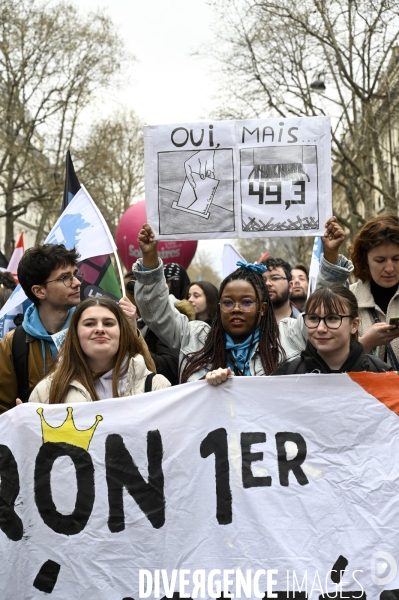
top-left (37, 407), bottom-right (103, 451)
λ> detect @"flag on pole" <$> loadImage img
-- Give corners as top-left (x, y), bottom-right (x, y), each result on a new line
top-left (61, 150), bottom-right (81, 212)
top-left (7, 232), bottom-right (24, 282)
top-left (308, 236), bottom-right (323, 295)
top-left (60, 151), bottom-right (123, 301)
top-left (0, 187), bottom-right (118, 338)
top-left (222, 243), bottom-right (246, 279)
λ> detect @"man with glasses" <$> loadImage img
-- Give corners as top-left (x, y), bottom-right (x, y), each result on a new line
top-left (261, 257), bottom-right (301, 322)
top-left (0, 243), bottom-right (82, 412)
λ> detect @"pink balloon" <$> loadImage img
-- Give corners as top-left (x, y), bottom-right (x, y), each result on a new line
top-left (115, 201), bottom-right (198, 271)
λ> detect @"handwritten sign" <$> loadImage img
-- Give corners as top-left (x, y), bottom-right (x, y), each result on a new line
top-left (144, 117), bottom-right (331, 240)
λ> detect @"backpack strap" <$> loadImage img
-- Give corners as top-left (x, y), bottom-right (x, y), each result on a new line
top-left (11, 325), bottom-right (31, 403)
top-left (144, 372), bottom-right (156, 393)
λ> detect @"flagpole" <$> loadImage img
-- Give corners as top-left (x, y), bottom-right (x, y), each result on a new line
top-left (80, 185), bottom-right (126, 296)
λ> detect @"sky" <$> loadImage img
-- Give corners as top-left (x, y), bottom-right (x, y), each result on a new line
top-left (77, 0), bottom-right (233, 275)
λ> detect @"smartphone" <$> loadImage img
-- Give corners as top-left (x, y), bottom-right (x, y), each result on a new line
top-left (389, 317), bottom-right (399, 327)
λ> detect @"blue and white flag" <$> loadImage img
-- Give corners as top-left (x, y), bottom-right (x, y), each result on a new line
top-left (308, 236), bottom-right (323, 295)
top-left (0, 187), bottom-right (115, 338)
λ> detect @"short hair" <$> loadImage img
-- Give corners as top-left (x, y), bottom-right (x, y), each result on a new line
top-left (292, 264), bottom-right (309, 280)
top-left (17, 244), bottom-right (80, 305)
top-left (262, 257), bottom-right (292, 282)
top-left (306, 284), bottom-right (359, 339)
top-left (349, 214), bottom-right (399, 282)
top-left (187, 281), bottom-right (219, 323)
top-left (47, 296), bottom-right (156, 404)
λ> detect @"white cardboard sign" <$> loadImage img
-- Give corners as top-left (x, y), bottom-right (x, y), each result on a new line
top-left (144, 117), bottom-right (331, 240)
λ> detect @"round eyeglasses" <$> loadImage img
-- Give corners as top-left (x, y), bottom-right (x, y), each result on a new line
top-left (43, 271), bottom-right (84, 287)
top-left (303, 314), bottom-right (352, 329)
top-left (219, 298), bottom-right (257, 312)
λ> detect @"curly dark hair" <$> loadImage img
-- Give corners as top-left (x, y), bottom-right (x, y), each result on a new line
top-left (349, 214), bottom-right (399, 282)
top-left (181, 267), bottom-right (284, 382)
top-left (262, 257), bottom-right (292, 281)
top-left (18, 244), bottom-right (80, 305)
top-left (0, 271), bottom-right (17, 291)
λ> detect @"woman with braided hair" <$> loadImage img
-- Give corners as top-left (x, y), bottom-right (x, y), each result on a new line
top-left (133, 224), bottom-right (287, 385)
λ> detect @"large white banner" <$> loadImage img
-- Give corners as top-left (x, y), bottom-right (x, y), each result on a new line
top-left (144, 117), bottom-right (331, 240)
top-left (1, 373), bottom-right (399, 599)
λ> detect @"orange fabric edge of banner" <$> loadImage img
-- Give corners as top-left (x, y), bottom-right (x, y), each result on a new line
top-left (348, 371), bottom-right (399, 417)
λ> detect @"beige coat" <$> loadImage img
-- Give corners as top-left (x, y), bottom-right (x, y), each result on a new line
top-left (29, 354), bottom-right (171, 404)
top-left (349, 279), bottom-right (399, 362)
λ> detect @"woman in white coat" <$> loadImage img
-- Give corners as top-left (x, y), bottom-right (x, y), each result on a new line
top-left (30, 297), bottom-right (170, 404)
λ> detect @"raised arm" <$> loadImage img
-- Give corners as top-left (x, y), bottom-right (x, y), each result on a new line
top-left (133, 224), bottom-right (209, 352)
top-left (316, 217), bottom-right (354, 289)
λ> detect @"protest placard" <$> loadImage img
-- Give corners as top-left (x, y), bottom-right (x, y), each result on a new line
top-left (1, 373), bottom-right (399, 599)
top-left (144, 117), bottom-right (331, 240)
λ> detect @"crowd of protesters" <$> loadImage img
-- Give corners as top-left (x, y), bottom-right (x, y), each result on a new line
top-left (0, 211), bottom-right (397, 414)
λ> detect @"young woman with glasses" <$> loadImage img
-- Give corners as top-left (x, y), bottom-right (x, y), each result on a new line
top-left (272, 284), bottom-right (391, 375)
top-left (133, 224), bottom-right (286, 384)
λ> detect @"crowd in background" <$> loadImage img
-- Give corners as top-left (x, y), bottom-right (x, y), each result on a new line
top-left (0, 212), bottom-right (398, 414)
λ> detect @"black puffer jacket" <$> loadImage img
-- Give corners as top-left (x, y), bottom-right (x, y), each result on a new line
top-left (272, 339), bottom-right (392, 376)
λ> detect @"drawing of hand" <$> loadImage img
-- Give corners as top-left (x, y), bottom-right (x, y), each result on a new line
top-left (184, 150), bottom-right (215, 188)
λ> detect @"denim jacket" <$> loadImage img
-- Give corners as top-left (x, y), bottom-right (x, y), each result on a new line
top-left (133, 259), bottom-right (307, 381)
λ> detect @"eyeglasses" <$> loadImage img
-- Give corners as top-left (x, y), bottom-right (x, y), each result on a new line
top-left (43, 271), bottom-right (83, 287)
top-left (219, 298), bottom-right (257, 312)
top-left (303, 314), bottom-right (353, 329)
top-left (263, 276), bottom-right (288, 283)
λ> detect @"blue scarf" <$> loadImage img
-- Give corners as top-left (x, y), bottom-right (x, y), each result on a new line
top-left (225, 327), bottom-right (260, 376)
top-left (22, 304), bottom-right (75, 372)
